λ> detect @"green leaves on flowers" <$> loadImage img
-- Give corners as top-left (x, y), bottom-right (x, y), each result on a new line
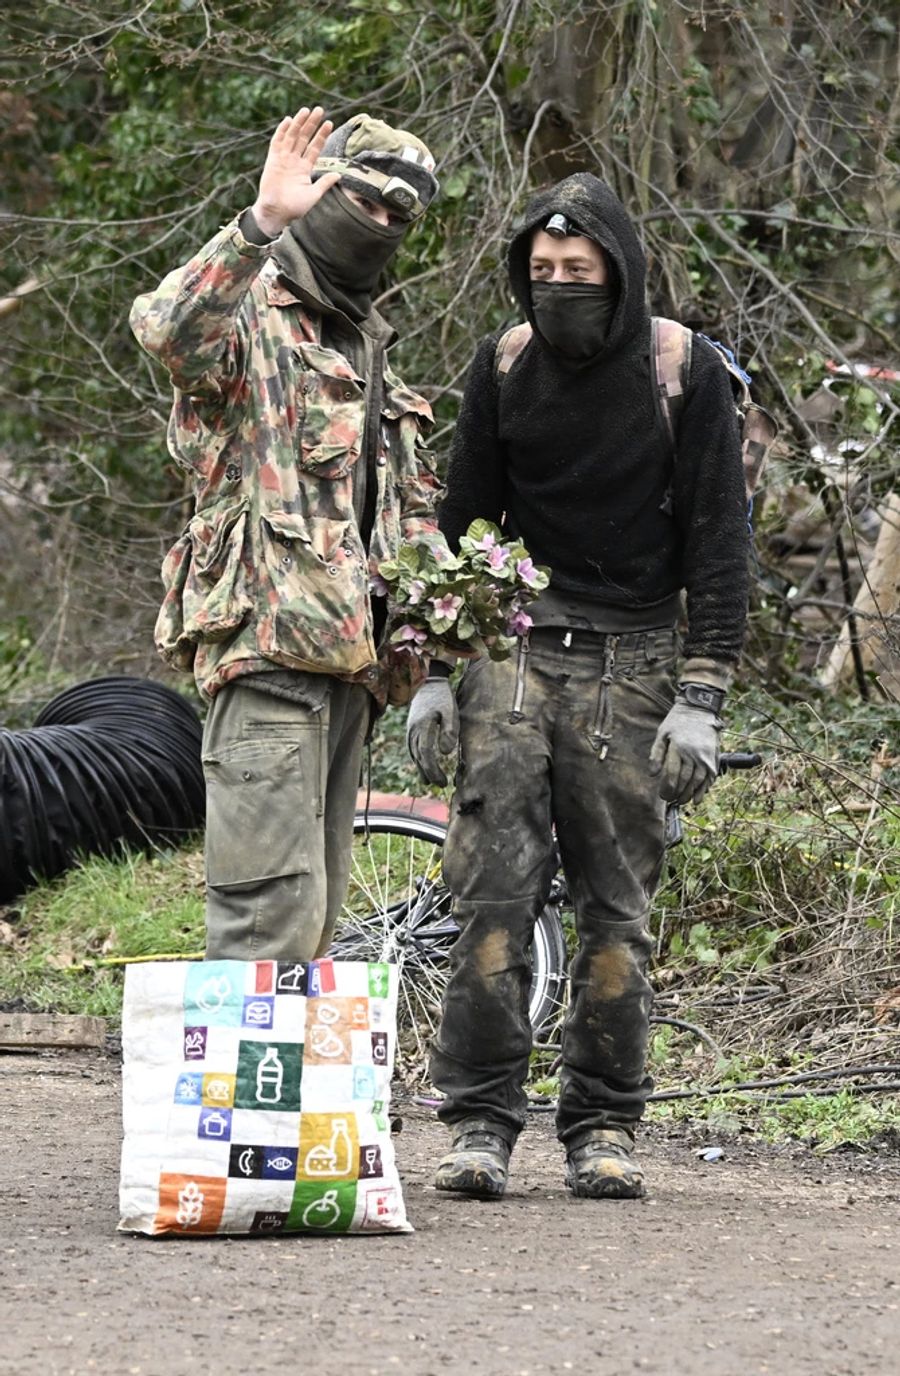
top-left (376, 520), bottom-right (549, 662)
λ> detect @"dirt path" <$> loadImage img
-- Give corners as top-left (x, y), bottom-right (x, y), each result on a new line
top-left (1, 1050), bottom-right (897, 1376)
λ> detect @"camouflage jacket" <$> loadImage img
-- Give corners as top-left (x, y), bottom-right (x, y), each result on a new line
top-left (131, 216), bottom-right (447, 703)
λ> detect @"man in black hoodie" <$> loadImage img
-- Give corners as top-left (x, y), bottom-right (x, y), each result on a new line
top-left (407, 173), bottom-right (749, 1200)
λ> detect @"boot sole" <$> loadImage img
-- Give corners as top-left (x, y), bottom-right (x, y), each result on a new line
top-left (566, 1175), bottom-right (645, 1200)
top-left (434, 1165), bottom-right (507, 1199)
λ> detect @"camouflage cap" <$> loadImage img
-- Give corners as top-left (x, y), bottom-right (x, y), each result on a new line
top-left (314, 113), bottom-right (439, 219)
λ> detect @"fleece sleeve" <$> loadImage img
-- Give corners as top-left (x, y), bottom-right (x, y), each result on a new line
top-left (438, 334), bottom-right (507, 552)
top-left (671, 336), bottom-right (750, 666)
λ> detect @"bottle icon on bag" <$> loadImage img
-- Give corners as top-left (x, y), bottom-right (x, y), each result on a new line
top-left (255, 1047), bottom-right (284, 1104)
top-left (331, 1118), bottom-right (352, 1175)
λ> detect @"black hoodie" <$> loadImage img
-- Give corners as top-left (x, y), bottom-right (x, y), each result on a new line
top-left (439, 173), bottom-right (749, 664)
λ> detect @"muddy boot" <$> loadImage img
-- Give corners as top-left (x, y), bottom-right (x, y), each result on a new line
top-left (434, 1120), bottom-right (512, 1200)
top-left (565, 1128), bottom-right (645, 1200)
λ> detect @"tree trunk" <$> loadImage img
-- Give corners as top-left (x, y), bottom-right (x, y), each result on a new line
top-left (820, 493), bottom-right (900, 701)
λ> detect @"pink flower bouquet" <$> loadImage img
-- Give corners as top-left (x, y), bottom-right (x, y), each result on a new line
top-left (375, 521), bottom-right (550, 662)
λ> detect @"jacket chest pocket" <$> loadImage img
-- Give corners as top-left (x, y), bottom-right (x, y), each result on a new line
top-left (295, 343), bottom-right (366, 480)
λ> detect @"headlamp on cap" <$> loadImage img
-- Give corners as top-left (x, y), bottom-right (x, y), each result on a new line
top-left (314, 115), bottom-right (439, 220)
top-left (381, 176), bottom-right (418, 212)
top-left (544, 212), bottom-right (582, 239)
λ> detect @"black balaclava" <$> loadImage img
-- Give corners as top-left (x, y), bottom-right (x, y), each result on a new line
top-left (530, 280), bottom-right (617, 360)
top-left (284, 188), bottom-right (406, 323)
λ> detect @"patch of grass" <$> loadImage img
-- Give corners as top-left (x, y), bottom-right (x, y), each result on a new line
top-left (648, 1090), bottom-right (900, 1152)
top-left (0, 841), bottom-right (205, 1021)
top-left (533, 1033), bottom-right (899, 1150)
top-left (758, 1091), bottom-right (900, 1150)
top-left (645, 1039), bottom-right (900, 1148)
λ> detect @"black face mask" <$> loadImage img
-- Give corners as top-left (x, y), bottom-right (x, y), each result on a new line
top-left (530, 281), bottom-right (617, 361)
top-left (285, 188), bottom-right (407, 322)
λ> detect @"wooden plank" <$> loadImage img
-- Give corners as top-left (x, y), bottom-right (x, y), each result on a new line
top-left (0, 1013), bottom-right (107, 1050)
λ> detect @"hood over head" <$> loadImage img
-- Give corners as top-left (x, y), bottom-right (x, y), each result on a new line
top-left (508, 173), bottom-right (649, 364)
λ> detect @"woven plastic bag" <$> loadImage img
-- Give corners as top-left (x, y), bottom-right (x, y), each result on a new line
top-left (118, 958), bottom-right (411, 1236)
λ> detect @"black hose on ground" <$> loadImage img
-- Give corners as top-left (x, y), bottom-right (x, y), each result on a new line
top-left (0, 677), bottom-right (205, 903)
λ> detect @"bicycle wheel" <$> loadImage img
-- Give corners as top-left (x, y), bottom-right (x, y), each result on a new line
top-left (329, 807), bottom-right (568, 1082)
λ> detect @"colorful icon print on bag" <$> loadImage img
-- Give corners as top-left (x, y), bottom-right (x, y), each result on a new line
top-left (307, 959), bottom-right (336, 996)
top-left (367, 963), bottom-right (390, 999)
top-left (254, 961), bottom-right (275, 994)
top-left (234, 1041), bottom-right (302, 1112)
top-left (154, 1173), bottom-right (226, 1234)
top-left (174, 1072), bottom-right (204, 1104)
top-left (183, 1027), bottom-right (207, 1060)
top-left (287, 1181), bottom-right (357, 1233)
top-left (228, 1145), bottom-right (299, 1180)
top-left (298, 1113), bottom-right (360, 1181)
top-left (358, 1144), bottom-right (383, 1179)
top-left (230, 1144), bottom-right (263, 1179)
top-left (308, 1002), bottom-right (346, 1061)
top-left (242, 996), bottom-right (274, 1029)
top-left (262, 1147), bottom-right (298, 1180)
top-left (360, 1186), bottom-right (401, 1230)
top-left (371, 1031), bottom-right (389, 1066)
top-left (304, 998), bottom-right (369, 1066)
top-left (250, 1210), bottom-right (288, 1234)
top-left (275, 962), bottom-right (308, 995)
top-left (184, 964), bottom-right (242, 1027)
top-left (198, 1108), bottom-right (232, 1141)
top-left (352, 1066), bottom-right (376, 1100)
top-left (202, 1073), bottom-right (235, 1108)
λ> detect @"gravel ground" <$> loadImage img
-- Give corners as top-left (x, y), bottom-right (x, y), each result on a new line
top-left (1, 1049), bottom-right (898, 1376)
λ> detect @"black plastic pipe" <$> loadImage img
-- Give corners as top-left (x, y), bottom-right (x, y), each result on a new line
top-left (0, 676), bottom-right (205, 903)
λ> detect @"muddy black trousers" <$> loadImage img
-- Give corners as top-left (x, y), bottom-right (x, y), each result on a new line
top-left (430, 626), bottom-right (677, 1145)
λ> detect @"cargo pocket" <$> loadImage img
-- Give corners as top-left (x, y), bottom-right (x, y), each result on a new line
top-left (155, 529), bottom-right (196, 671)
top-left (628, 657), bottom-right (678, 716)
top-left (203, 736), bottom-right (315, 891)
top-left (615, 643), bottom-right (678, 751)
top-left (295, 343), bottom-right (366, 479)
top-left (182, 499), bottom-right (252, 641)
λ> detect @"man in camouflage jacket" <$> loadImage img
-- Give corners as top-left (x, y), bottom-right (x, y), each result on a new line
top-left (131, 105), bottom-right (448, 962)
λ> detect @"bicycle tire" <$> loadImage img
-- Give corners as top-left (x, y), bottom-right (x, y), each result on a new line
top-left (328, 807), bottom-right (567, 1082)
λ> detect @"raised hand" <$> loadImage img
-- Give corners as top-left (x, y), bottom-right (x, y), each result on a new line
top-left (250, 106), bottom-right (342, 238)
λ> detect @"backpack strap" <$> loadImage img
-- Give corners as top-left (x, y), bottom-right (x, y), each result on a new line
top-left (696, 333), bottom-right (778, 499)
top-left (495, 322), bottom-right (534, 382)
top-left (740, 402), bottom-right (778, 498)
top-left (651, 317), bottom-right (692, 449)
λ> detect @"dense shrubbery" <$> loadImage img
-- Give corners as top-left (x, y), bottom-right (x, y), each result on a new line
top-left (2, 2), bottom-right (897, 695)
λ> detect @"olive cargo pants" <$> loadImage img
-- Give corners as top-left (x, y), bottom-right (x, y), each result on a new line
top-left (201, 678), bottom-right (370, 962)
top-left (430, 626), bottom-right (677, 1144)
